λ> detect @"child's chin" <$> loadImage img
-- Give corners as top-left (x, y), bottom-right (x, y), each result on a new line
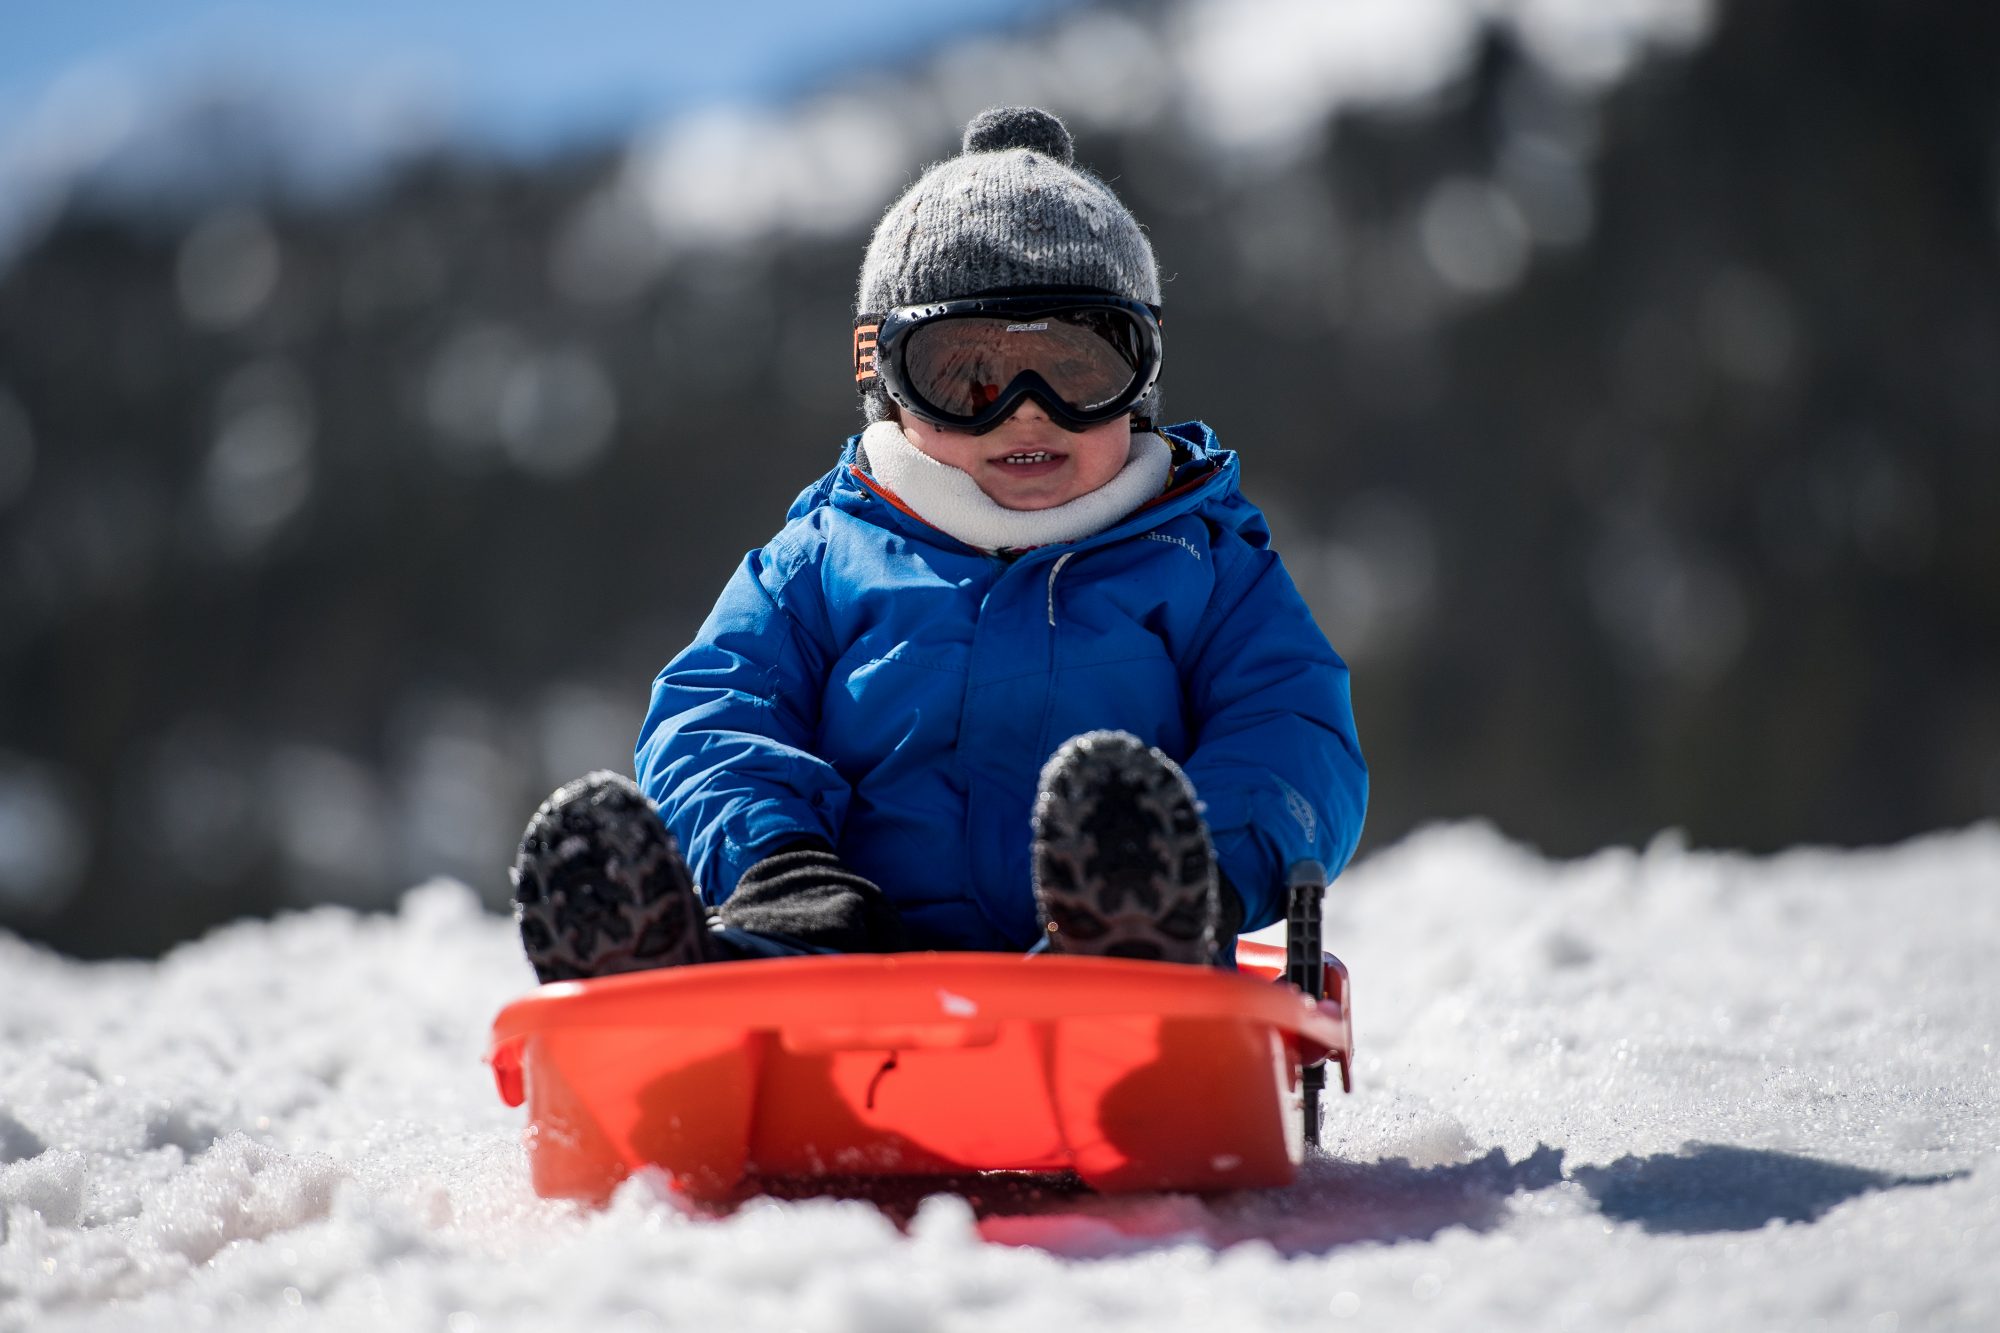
top-left (985, 485), bottom-right (1079, 512)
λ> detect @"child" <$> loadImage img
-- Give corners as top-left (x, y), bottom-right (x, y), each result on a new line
top-left (511, 107), bottom-right (1366, 982)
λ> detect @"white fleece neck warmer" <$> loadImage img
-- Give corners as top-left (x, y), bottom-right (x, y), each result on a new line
top-left (859, 420), bottom-right (1172, 552)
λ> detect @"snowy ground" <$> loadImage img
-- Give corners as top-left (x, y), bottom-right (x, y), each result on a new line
top-left (3, 821), bottom-right (1996, 1332)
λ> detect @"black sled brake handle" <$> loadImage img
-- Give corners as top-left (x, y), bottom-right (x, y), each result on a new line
top-left (1284, 858), bottom-right (1350, 1149)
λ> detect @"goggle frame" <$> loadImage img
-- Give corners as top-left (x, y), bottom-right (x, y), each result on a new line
top-left (854, 292), bottom-right (1164, 435)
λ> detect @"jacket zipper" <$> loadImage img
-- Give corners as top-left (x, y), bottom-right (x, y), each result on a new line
top-left (1046, 551), bottom-right (1076, 627)
top-left (1038, 550), bottom-right (1078, 761)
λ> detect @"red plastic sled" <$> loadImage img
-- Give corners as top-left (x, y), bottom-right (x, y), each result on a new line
top-left (488, 938), bottom-right (1352, 1204)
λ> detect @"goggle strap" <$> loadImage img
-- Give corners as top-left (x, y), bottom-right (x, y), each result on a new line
top-left (852, 317), bottom-right (883, 385)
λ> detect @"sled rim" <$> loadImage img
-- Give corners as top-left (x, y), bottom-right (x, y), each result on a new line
top-left (490, 950), bottom-right (1344, 1052)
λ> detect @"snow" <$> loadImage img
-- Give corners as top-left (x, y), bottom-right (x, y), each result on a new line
top-left (4, 822), bottom-right (1997, 1331)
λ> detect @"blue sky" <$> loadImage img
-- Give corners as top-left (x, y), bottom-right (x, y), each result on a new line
top-left (1, 0), bottom-right (1080, 148)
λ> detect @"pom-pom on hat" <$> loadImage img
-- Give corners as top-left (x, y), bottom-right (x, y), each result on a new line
top-left (856, 107), bottom-right (1161, 425)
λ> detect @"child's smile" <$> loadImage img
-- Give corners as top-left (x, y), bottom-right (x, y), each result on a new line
top-left (900, 402), bottom-right (1132, 511)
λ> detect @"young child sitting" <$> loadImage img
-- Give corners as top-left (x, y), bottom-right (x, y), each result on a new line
top-left (511, 107), bottom-right (1367, 982)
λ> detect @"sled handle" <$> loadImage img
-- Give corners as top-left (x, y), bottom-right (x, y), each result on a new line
top-left (1285, 859), bottom-right (1329, 1149)
top-left (490, 1037), bottom-right (526, 1107)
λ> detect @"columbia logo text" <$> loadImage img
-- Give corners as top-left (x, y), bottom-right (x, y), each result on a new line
top-left (1144, 532), bottom-right (1202, 561)
top-left (1274, 776), bottom-right (1317, 842)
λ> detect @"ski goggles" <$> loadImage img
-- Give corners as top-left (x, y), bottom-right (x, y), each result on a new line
top-left (853, 293), bottom-right (1164, 434)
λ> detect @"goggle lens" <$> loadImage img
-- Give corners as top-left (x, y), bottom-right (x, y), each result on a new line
top-left (901, 308), bottom-right (1149, 419)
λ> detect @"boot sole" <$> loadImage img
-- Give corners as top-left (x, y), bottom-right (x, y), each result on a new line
top-left (511, 771), bottom-right (707, 983)
top-left (1032, 731), bottom-right (1217, 964)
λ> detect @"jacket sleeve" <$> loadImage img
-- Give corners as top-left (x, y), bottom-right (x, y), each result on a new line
top-left (634, 537), bottom-right (851, 905)
top-left (1178, 534), bottom-right (1367, 932)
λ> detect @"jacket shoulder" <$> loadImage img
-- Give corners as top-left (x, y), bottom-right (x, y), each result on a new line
top-left (759, 440), bottom-right (869, 580)
top-left (1165, 424), bottom-right (1272, 558)
top-left (783, 434), bottom-right (867, 521)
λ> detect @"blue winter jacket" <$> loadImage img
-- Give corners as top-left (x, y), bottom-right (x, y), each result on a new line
top-left (635, 421), bottom-right (1367, 950)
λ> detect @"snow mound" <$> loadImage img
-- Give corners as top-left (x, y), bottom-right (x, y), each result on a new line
top-left (3, 828), bottom-right (1996, 1331)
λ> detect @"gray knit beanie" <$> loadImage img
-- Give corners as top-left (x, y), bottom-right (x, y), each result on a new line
top-left (856, 107), bottom-right (1162, 426)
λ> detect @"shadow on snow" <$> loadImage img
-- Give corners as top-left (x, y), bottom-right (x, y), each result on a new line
top-left (1568, 1142), bottom-right (1964, 1235)
top-left (734, 1142), bottom-right (1963, 1257)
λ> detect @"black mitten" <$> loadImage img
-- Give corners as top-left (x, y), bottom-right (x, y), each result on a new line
top-left (716, 840), bottom-right (910, 952)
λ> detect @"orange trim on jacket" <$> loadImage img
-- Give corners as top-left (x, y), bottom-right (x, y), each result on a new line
top-left (847, 464), bottom-right (933, 529)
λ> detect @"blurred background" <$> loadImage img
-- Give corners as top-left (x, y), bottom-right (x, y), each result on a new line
top-left (2, 0), bottom-right (1996, 958)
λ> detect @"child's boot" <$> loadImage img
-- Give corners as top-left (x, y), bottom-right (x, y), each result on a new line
top-left (1031, 730), bottom-right (1219, 963)
top-left (511, 771), bottom-right (713, 983)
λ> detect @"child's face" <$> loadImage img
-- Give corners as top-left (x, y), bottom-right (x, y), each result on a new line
top-left (899, 402), bottom-right (1133, 512)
